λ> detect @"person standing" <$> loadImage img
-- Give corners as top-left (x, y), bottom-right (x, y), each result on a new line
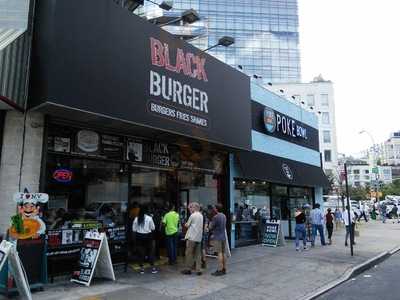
top-left (132, 205), bottom-right (157, 274)
top-left (310, 203), bottom-right (326, 247)
top-left (325, 208), bottom-right (334, 245)
top-left (334, 208), bottom-right (342, 230)
top-left (380, 202), bottom-right (387, 223)
top-left (209, 204), bottom-right (227, 276)
top-left (162, 203), bottom-right (180, 265)
top-left (343, 205), bottom-right (356, 247)
top-left (294, 207), bottom-right (307, 251)
top-left (181, 202), bottom-right (204, 276)
top-left (391, 204), bottom-right (399, 224)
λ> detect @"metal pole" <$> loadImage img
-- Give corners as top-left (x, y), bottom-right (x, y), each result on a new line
top-left (344, 163), bottom-right (354, 256)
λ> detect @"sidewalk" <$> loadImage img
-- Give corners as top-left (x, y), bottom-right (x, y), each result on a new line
top-left (7, 220), bottom-right (400, 300)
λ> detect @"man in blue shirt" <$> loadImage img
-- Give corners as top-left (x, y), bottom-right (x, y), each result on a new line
top-left (310, 203), bottom-right (326, 246)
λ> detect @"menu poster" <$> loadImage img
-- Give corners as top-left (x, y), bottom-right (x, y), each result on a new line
top-left (54, 137), bottom-right (71, 153)
top-left (127, 140), bottom-right (143, 162)
top-left (262, 220), bottom-right (281, 247)
top-left (48, 230), bottom-right (62, 248)
top-left (101, 135), bottom-right (124, 160)
top-left (105, 226), bottom-right (126, 242)
top-left (71, 232), bottom-right (115, 286)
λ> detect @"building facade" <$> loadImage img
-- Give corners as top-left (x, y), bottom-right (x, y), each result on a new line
top-left (346, 164), bottom-right (392, 188)
top-left (379, 131), bottom-right (400, 166)
top-left (273, 76), bottom-right (339, 178)
top-left (141, 0), bottom-right (301, 84)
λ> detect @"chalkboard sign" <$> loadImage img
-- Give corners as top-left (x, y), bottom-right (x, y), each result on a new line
top-left (262, 221), bottom-right (281, 247)
top-left (71, 232), bottom-right (115, 286)
top-left (71, 233), bottom-right (101, 285)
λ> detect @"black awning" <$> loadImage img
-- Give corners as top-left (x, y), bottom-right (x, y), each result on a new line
top-left (236, 150), bottom-right (330, 188)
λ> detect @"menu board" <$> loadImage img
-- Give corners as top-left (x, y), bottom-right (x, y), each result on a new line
top-left (71, 232), bottom-right (115, 286)
top-left (71, 233), bottom-right (102, 285)
top-left (262, 221), bottom-right (281, 247)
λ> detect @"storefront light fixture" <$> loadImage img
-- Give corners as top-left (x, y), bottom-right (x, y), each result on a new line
top-left (242, 181), bottom-right (246, 184)
top-left (160, 9), bottom-right (200, 27)
top-left (252, 181), bottom-right (256, 185)
top-left (202, 36), bottom-right (235, 52)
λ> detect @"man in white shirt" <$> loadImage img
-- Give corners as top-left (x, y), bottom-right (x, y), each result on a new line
top-left (182, 202), bottom-right (204, 275)
top-left (342, 206), bottom-right (356, 247)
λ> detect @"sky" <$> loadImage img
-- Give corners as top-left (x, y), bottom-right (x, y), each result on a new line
top-left (298, 0), bottom-right (400, 156)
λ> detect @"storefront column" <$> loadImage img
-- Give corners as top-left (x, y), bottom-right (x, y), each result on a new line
top-left (0, 111), bottom-right (44, 235)
top-left (314, 186), bottom-right (324, 207)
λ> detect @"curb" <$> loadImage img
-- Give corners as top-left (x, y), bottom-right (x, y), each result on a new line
top-left (300, 247), bottom-right (400, 300)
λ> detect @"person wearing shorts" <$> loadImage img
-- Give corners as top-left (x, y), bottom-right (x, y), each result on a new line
top-left (209, 203), bottom-right (227, 276)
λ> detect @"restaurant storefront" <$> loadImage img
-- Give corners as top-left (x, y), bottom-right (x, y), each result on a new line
top-left (28, 0), bottom-right (251, 276)
top-left (228, 84), bottom-right (330, 248)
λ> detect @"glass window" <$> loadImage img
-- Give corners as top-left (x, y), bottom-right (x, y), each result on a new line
top-left (353, 169), bottom-right (360, 174)
top-left (322, 112), bottom-right (330, 124)
top-left (323, 130), bottom-right (331, 143)
top-left (324, 150), bottom-right (332, 162)
top-left (320, 94), bottom-right (329, 106)
top-left (307, 94), bottom-right (315, 106)
top-left (45, 155), bottom-right (129, 227)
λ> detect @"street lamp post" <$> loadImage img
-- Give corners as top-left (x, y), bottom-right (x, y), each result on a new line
top-left (344, 163), bottom-right (354, 256)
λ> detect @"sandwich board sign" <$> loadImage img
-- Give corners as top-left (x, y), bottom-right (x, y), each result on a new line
top-left (71, 231), bottom-right (115, 286)
top-left (0, 240), bottom-right (32, 300)
top-left (262, 220), bottom-right (285, 247)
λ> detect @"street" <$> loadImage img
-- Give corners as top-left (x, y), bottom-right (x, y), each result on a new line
top-left (319, 251), bottom-right (400, 300)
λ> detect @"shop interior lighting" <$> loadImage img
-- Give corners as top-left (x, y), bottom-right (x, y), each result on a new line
top-left (279, 89), bottom-right (284, 93)
top-left (253, 74), bottom-right (262, 79)
top-left (238, 65), bottom-right (243, 70)
top-left (301, 101), bottom-right (305, 105)
top-left (160, 9), bottom-right (200, 27)
top-left (291, 96), bottom-right (296, 100)
top-left (202, 36), bottom-right (235, 52)
top-left (267, 82), bottom-right (273, 86)
top-left (252, 181), bottom-right (256, 184)
top-left (242, 181), bottom-right (246, 184)
top-left (262, 181), bottom-right (266, 185)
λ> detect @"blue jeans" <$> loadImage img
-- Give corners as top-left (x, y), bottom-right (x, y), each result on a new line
top-left (295, 224), bottom-right (307, 248)
top-left (166, 233), bottom-right (178, 263)
top-left (311, 224), bottom-right (326, 246)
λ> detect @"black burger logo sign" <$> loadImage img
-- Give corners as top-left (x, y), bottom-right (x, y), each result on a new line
top-left (148, 37), bottom-right (210, 129)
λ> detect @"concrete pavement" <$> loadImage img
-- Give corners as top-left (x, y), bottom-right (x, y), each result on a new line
top-left (4, 220), bottom-right (400, 300)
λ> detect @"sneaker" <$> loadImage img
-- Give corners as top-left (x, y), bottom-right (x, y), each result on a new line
top-left (303, 246), bottom-right (308, 250)
top-left (181, 270), bottom-right (192, 275)
top-left (151, 267), bottom-right (158, 274)
top-left (201, 261), bottom-right (207, 269)
top-left (211, 270), bottom-right (226, 276)
top-left (296, 247), bottom-right (300, 251)
top-left (196, 271), bottom-right (202, 276)
top-left (139, 268), bottom-right (145, 274)
top-left (345, 243), bottom-right (348, 247)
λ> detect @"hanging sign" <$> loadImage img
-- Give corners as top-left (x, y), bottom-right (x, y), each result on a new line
top-left (0, 240), bottom-right (32, 300)
top-left (262, 220), bottom-right (285, 247)
top-left (71, 232), bottom-right (115, 286)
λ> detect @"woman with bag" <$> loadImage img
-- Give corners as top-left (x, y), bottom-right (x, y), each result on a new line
top-left (325, 208), bottom-right (334, 245)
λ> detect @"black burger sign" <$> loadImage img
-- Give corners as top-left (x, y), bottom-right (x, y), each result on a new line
top-left (30, 0), bottom-right (252, 151)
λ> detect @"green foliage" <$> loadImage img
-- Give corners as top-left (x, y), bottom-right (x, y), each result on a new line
top-left (11, 214), bottom-right (25, 234)
top-left (348, 186), bottom-right (369, 201)
top-left (381, 179), bottom-right (400, 198)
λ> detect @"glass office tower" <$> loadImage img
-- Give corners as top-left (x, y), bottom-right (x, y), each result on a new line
top-left (141, 0), bottom-right (301, 84)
